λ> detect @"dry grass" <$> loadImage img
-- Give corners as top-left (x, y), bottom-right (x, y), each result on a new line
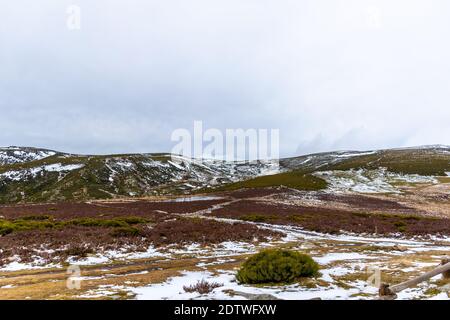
top-left (183, 279), bottom-right (223, 294)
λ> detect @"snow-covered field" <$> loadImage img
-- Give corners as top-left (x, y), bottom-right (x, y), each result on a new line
top-left (126, 230), bottom-right (449, 300)
top-left (2, 220), bottom-right (448, 300)
top-left (72, 226), bottom-right (450, 300)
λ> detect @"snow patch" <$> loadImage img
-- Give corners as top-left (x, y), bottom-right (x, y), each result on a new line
top-left (315, 168), bottom-right (437, 194)
top-left (0, 163), bottom-right (84, 181)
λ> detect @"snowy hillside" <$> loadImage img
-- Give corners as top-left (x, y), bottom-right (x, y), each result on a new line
top-left (0, 145), bottom-right (448, 203)
top-left (0, 147), bottom-right (57, 165)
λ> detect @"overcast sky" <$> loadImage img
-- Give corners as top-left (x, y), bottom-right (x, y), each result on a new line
top-left (1, 0), bottom-right (449, 157)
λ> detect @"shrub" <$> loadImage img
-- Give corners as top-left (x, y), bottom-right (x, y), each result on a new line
top-left (20, 215), bottom-right (53, 221)
top-left (393, 221), bottom-right (407, 232)
top-left (13, 220), bottom-right (56, 230)
top-left (66, 218), bottom-right (128, 228)
top-left (66, 217), bottom-right (150, 227)
top-left (183, 279), bottom-right (223, 294)
top-left (110, 226), bottom-right (141, 237)
top-left (236, 249), bottom-right (319, 284)
top-left (0, 223), bottom-right (14, 236)
top-left (117, 216), bottom-right (151, 225)
top-left (288, 215), bottom-right (307, 222)
top-left (240, 214), bottom-right (275, 223)
top-left (64, 245), bottom-right (94, 257)
top-left (0, 219), bottom-right (56, 235)
top-left (0, 216), bottom-right (150, 236)
top-left (403, 215), bottom-right (421, 221)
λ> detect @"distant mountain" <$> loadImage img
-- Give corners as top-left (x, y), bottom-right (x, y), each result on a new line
top-left (0, 145), bottom-right (448, 203)
top-left (0, 147), bottom-right (279, 203)
top-left (281, 145), bottom-right (450, 175)
top-left (0, 147), bottom-right (57, 165)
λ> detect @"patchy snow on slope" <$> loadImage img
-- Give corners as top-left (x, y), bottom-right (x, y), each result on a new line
top-left (114, 160), bottom-right (134, 169)
top-left (0, 163), bottom-right (84, 181)
top-left (141, 159), bottom-right (170, 168)
top-left (333, 151), bottom-right (377, 158)
top-left (163, 196), bottom-right (225, 202)
top-left (315, 168), bottom-right (438, 194)
top-left (42, 163), bottom-right (84, 172)
top-left (0, 148), bottom-right (56, 165)
top-left (315, 169), bottom-right (396, 193)
top-left (257, 161), bottom-right (281, 176)
top-left (167, 160), bottom-right (185, 170)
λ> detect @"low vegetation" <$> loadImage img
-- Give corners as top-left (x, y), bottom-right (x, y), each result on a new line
top-left (236, 249), bottom-right (319, 284)
top-left (0, 210), bottom-right (281, 266)
top-left (183, 279), bottom-right (223, 294)
top-left (0, 216), bottom-right (151, 236)
top-left (214, 171), bottom-right (328, 192)
top-left (63, 245), bottom-right (95, 258)
top-left (212, 200), bottom-right (450, 236)
top-left (239, 214), bottom-right (277, 223)
top-left (110, 226), bottom-right (141, 237)
top-left (141, 217), bottom-right (281, 246)
top-left (324, 149), bottom-right (450, 176)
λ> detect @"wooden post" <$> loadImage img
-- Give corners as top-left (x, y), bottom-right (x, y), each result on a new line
top-left (378, 283), bottom-right (396, 299)
top-left (442, 258), bottom-right (450, 279)
top-left (379, 259), bottom-right (450, 298)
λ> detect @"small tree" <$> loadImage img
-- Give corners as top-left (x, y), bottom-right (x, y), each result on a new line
top-left (236, 249), bottom-right (319, 284)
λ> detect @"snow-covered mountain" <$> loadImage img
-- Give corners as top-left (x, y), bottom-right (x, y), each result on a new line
top-left (0, 147), bottom-right (56, 165)
top-left (0, 145), bottom-right (448, 203)
top-left (0, 147), bottom-right (281, 203)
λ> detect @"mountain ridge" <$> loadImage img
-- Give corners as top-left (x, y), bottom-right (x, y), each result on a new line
top-left (2, 143), bottom-right (449, 160)
top-left (0, 145), bottom-right (448, 204)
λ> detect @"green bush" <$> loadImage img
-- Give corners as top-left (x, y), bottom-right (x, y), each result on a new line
top-left (64, 245), bottom-right (94, 257)
top-left (20, 215), bottom-right (53, 221)
top-left (0, 222), bottom-right (14, 236)
top-left (0, 219), bottom-right (56, 235)
top-left (67, 216), bottom-right (150, 227)
top-left (116, 216), bottom-right (150, 225)
top-left (110, 226), bottom-right (141, 237)
top-left (66, 218), bottom-right (128, 228)
top-left (236, 249), bottom-right (319, 284)
top-left (216, 171), bottom-right (328, 191)
top-left (0, 216), bottom-right (150, 236)
top-left (240, 215), bottom-right (276, 223)
top-left (393, 221), bottom-right (407, 232)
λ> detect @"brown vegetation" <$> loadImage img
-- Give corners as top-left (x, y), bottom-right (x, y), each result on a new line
top-left (210, 199), bottom-right (450, 236)
top-left (0, 196), bottom-right (280, 266)
top-left (183, 279), bottom-right (223, 294)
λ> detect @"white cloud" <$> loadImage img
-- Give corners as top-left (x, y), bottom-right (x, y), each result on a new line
top-left (0, 0), bottom-right (449, 156)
